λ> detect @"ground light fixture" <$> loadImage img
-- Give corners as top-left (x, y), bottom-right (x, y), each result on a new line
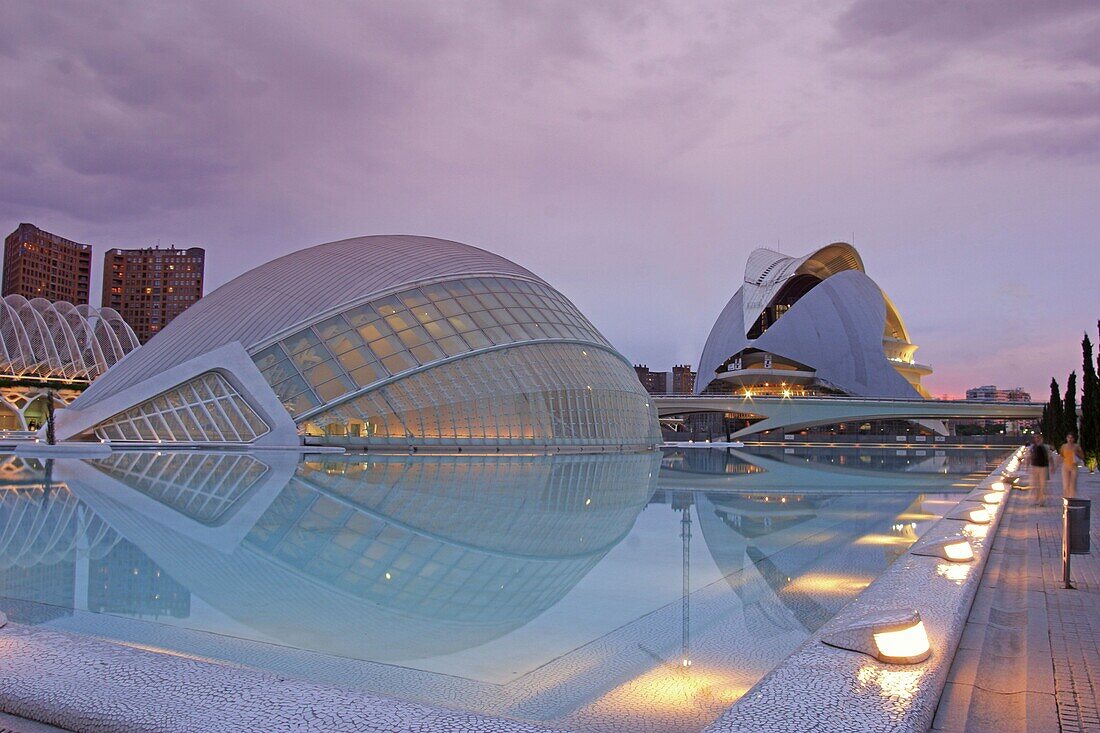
top-left (946, 506), bottom-right (992, 524)
top-left (910, 538), bottom-right (975, 563)
top-left (822, 610), bottom-right (932, 664)
top-left (962, 490), bottom-right (1003, 506)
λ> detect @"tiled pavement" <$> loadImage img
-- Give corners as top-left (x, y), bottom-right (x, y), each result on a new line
top-left (935, 469), bottom-right (1100, 732)
top-left (1040, 472), bottom-right (1100, 733)
top-left (0, 712), bottom-right (69, 733)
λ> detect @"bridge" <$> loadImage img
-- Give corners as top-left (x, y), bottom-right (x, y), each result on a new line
top-left (652, 395), bottom-right (1043, 438)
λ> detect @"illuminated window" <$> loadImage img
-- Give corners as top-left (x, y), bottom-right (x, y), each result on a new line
top-left (250, 276), bottom-right (611, 420)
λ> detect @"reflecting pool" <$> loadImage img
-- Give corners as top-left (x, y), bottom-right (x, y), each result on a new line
top-left (0, 446), bottom-right (1008, 733)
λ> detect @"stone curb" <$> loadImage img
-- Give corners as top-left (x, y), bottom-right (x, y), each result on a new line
top-left (0, 624), bottom-right (570, 733)
top-left (701, 448), bottom-right (1025, 733)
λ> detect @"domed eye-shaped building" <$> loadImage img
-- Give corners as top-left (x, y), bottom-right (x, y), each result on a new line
top-left (696, 243), bottom-right (932, 399)
top-left (54, 236), bottom-right (660, 449)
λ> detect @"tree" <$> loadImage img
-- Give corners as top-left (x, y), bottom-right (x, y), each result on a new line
top-left (1082, 332), bottom-right (1099, 465)
top-left (1063, 371), bottom-right (1078, 445)
top-left (1042, 377), bottom-right (1063, 444)
top-left (45, 389), bottom-right (56, 446)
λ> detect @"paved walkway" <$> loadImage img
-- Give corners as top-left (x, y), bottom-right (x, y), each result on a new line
top-left (0, 711), bottom-right (69, 733)
top-left (935, 468), bottom-right (1100, 732)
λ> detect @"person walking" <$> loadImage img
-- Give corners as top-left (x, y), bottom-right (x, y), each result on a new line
top-left (1027, 433), bottom-right (1051, 507)
top-left (1060, 432), bottom-right (1085, 499)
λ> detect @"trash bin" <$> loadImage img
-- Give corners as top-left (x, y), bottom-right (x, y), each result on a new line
top-left (1064, 498), bottom-right (1091, 555)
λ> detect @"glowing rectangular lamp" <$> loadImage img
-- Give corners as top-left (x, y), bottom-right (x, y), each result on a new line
top-left (872, 620), bottom-right (931, 664)
top-left (948, 506), bottom-right (991, 524)
top-left (822, 609), bottom-right (932, 665)
top-left (911, 538), bottom-right (974, 563)
top-left (967, 507), bottom-right (991, 523)
top-left (942, 540), bottom-right (974, 562)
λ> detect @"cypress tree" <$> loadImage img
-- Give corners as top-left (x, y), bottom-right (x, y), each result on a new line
top-left (1082, 332), bottom-right (1099, 465)
top-left (1063, 371), bottom-right (1078, 446)
top-left (1046, 377), bottom-right (1063, 445)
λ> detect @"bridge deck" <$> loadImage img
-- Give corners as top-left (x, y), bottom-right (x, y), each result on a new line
top-left (653, 395), bottom-right (1042, 438)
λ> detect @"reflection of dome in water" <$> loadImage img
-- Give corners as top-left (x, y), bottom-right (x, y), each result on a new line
top-left (76, 451), bottom-right (659, 660)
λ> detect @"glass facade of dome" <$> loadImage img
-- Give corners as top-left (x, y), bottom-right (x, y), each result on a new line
top-left (57, 236), bottom-right (660, 450)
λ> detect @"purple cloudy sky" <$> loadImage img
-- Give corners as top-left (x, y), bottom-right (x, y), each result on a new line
top-left (2, 0), bottom-right (1098, 398)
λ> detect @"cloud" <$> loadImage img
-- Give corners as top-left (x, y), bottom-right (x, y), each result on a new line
top-left (828, 0), bottom-right (1100, 164)
top-left (0, 1), bottom-right (1097, 399)
top-left (996, 83), bottom-right (1100, 120)
top-left (836, 0), bottom-right (1098, 55)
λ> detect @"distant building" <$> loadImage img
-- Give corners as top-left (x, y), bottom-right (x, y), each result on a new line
top-left (695, 242), bottom-right (931, 398)
top-left (102, 246), bottom-right (205, 344)
top-left (965, 385), bottom-right (1031, 402)
top-left (634, 364), bottom-right (695, 395)
top-left (672, 364), bottom-right (696, 395)
top-left (2, 223), bottom-right (92, 305)
top-left (634, 365), bottom-right (668, 395)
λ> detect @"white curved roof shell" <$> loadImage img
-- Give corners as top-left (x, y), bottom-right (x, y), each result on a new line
top-left (75, 236), bottom-right (542, 411)
top-left (0, 295), bottom-right (139, 381)
top-left (65, 235), bottom-right (660, 449)
top-left (696, 242), bottom-right (927, 398)
top-left (740, 243), bottom-right (865, 336)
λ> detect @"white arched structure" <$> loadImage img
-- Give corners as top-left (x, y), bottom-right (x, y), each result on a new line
top-left (0, 296), bottom-right (140, 432)
top-left (0, 295), bottom-right (139, 381)
top-left (696, 243), bottom-right (933, 399)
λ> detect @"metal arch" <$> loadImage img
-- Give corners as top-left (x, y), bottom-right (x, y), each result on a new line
top-left (0, 296), bottom-right (141, 380)
top-left (99, 306), bottom-right (140, 355)
top-left (0, 298), bottom-right (33, 374)
top-left (65, 302), bottom-right (111, 375)
top-left (7, 295), bottom-right (63, 377)
top-left (79, 304), bottom-right (126, 368)
top-left (40, 297), bottom-right (95, 376)
top-left (29, 298), bottom-right (88, 379)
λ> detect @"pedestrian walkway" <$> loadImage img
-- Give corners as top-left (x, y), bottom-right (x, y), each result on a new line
top-left (934, 467), bottom-right (1100, 732)
top-left (1040, 471), bottom-right (1100, 732)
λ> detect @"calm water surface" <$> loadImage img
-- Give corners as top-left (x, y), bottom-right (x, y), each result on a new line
top-left (0, 446), bottom-right (1007, 732)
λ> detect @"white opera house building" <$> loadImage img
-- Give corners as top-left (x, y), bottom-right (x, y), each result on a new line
top-left (695, 242), bottom-right (932, 400)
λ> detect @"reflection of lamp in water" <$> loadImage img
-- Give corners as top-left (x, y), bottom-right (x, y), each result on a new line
top-left (672, 492), bottom-right (693, 669)
top-left (822, 610), bottom-right (932, 664)
top-left (910, 538), bottom-right (974, 563)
